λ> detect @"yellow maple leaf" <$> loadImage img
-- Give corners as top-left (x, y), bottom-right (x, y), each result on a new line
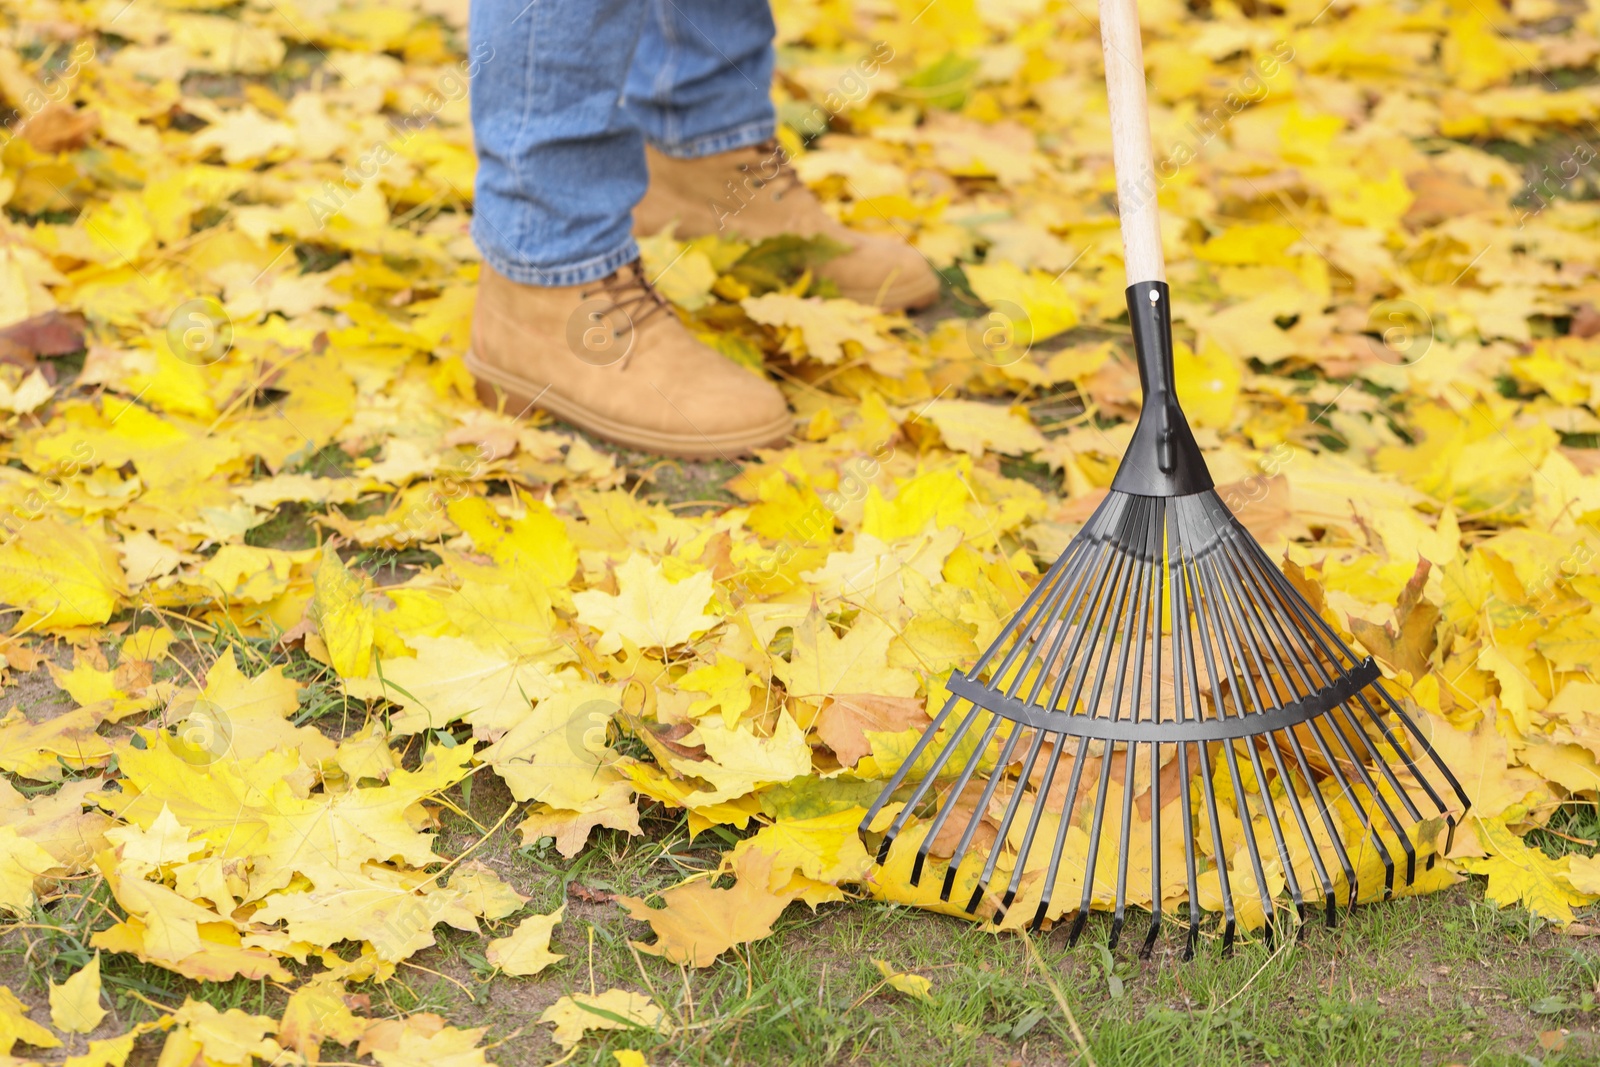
top-left (918, 399), bottom-right (1045, 458)
top-left (103, 804), bottom-right (199, 877)
top-left (772, 610), bottom-right (920, 699)
top-left (486, 906), bottom-right (565, 976)
top-left (729, 809), bottom-right (873, 888)
top-left (539, 989), bottom-right (666, 1051)
top-left (0, 985), bottom-right (60, 1055)
top-left (360, 1015), bottom-right (492, 1067)
top-left (446, 494), bottom-right (578, 590)
top-left (253, 866), bottom-right (479, 962)
top-left (873, 958), bottom-right (934, 1000)
top-left (450, 861), bottom-right (530, 920)
top-left (741, 292), bottom-right (891, 364)
top-left (0, 705), bottom-right (114, 781)
top-left (573, 555), bottom-right (719, 655)
top-left (345, 635), bottom-right (572, 736)
top-left (279, 977), bottom-right (368, 1064)
top-left (619, 851), bottom-right (795, 967)
top-left (964, 261), bottom-right (1079, 345)
top-left (678, 655), bottom-right (754, 727)
top-left (313, 549), bottom-right (376, 680)
top-left (0, 519), bottom-right (126, 630)
top-left (671, 710), bottom-right (812, 806)
top-left (1460, 818), bottom-right (1595, 924)
top-left (1173, 336), bottom-right (1241, 429)
top-left (0, 825), bottom-right (59, 914)
top-left (161, 1000), bottom-right (281, 1066)
top-left (480, 680), bottom-right (625, 809)
top-left (50, 953), bottom-right (107, 1034)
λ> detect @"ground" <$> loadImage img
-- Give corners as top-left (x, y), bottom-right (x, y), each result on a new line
top-left (5, 763), bottom-right (1600, 1066)
top-left (2, 455), bottom-right (1599, 1066)
top-left (5, 0), bottom-right (1600, 1065)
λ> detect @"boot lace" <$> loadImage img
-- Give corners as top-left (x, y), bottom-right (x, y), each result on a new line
top-left (736, 140), bottom-right (804, 200)
top-left (579, 263), bottom-right (673, 370)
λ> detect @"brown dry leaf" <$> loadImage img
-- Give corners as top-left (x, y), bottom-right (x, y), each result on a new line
top-left (618, 850), bottom-right (796, 967)
top-left (814, 693), bottom-right (930, 766)
top-left (18, 104), bottom-right (97, 152)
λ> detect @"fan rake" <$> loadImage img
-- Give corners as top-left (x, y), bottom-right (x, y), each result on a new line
top-left (857, 0), bottom-right (1470, 958)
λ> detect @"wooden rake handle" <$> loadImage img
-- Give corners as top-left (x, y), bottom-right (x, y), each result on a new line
top-left (1099, 0), bottom-right (1165, 286)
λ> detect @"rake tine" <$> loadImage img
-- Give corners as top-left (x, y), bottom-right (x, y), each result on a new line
top-left (977, 517), bottom-right (1136, 920)
top-left (1355, 688), bottom-right (1450, 822)
top-left (985, 735), bottom-right (1062, 921)
top-left (1022, 733), bottom-right (1088, 930)
top-left (1184, 579), bottom-right (1254, 950)
top-left (1328, 701), bottom-right (1420, 887)
top-left (1052, 499), bottom-right (1152, 936)
top-left (1166, 509), bottom-right (1204, 960)
top-left (865, 692), bottom-right (963, 863)
top-left (1242, 544), bottom-right (1454, 887)
top-left (1026, 506), bottom-right (1147, 931)
top-left (1200, 543), bottom-right (1320, 923)
top-left (1173, 533), bottom-right (1235, 951)
top-left (1142, 501), bottom-right (1168, 958)
top-left (1210, 532), bottom-right (1350, 919)
top-left (1190, 524), bottom-right (1299, 921)
top-left (1366, 682), bottom-right (1472, 856)
top-left (912, 708), bottom-right (1005, 887)
top-left (965, 508), bottom-right (1101, 680)
top-left (1194, 739), bottom-right (1236, 954)
top-left (1193, 547), bottom-right (1301, 931)
top-left (879, 698), bottom-right (988, 867)
top-left (1215, 535), bottom-right (1393, 905)
top-left (1107, 504), bottom-right (1161, 949)
top-left (1067, 748), bottom-right (1116, 942)
top-left (1225, 547), bottom-right (1425, 862)
top-left (1142, 741), bottom-right (1162, 958)
top-left (1292, 730), bottom-right (1349, 926)
top-left (943, 721), bottom-right (1031, 902)
top-left (1177, 741), bottom-right (1201, 960)
top-left (1305, 712), bottom-right (1392, 906)
top-left (971, 726), bottom-right (1050, 918)
top-left (1109, 740), bottom-right (1137, 950)
top-left (996, 530), bottom-right (1104, 699)
top-left (935, 514), bottom-right (1114, 896)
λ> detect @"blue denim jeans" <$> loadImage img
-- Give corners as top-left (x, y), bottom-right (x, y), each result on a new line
top-left (469, 0), bottom-right (776, 287)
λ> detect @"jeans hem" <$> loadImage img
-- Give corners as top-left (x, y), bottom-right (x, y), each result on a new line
top-left (649, 118), bottom-right (774, 160)
top-left (474, 230), bottom-right (640, 288)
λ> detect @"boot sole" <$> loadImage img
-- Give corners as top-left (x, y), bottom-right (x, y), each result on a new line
top-left (464, 347), bottom-right (792, 460)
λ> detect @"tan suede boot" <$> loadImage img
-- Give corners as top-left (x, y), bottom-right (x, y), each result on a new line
top-left (634, 141), bottom-right (942, 312)
top-left (468, 262), bottom-right (792, 458)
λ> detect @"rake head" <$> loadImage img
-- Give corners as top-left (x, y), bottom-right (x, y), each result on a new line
top-left (859, 283), bottom-right (1470, 958)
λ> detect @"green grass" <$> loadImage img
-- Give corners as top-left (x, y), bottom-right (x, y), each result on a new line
top-left (8, 762), bottom-right (1597, 1067)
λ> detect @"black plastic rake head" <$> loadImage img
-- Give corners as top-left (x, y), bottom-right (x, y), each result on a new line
top-left (857, 283), bottom-right (1472, 959)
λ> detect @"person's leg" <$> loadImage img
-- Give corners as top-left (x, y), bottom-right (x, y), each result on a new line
top-left (469, 0), bottom-right (651, 286)
top-left (625, 7), bottom-right (940, 311)
top-left (623, 0), bottom-right (777, 160)
top-left (466, 0), bottom-right (792, 457)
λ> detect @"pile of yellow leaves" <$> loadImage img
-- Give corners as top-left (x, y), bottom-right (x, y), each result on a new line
top-left (2, 0), bottom-right (1600, 1059)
